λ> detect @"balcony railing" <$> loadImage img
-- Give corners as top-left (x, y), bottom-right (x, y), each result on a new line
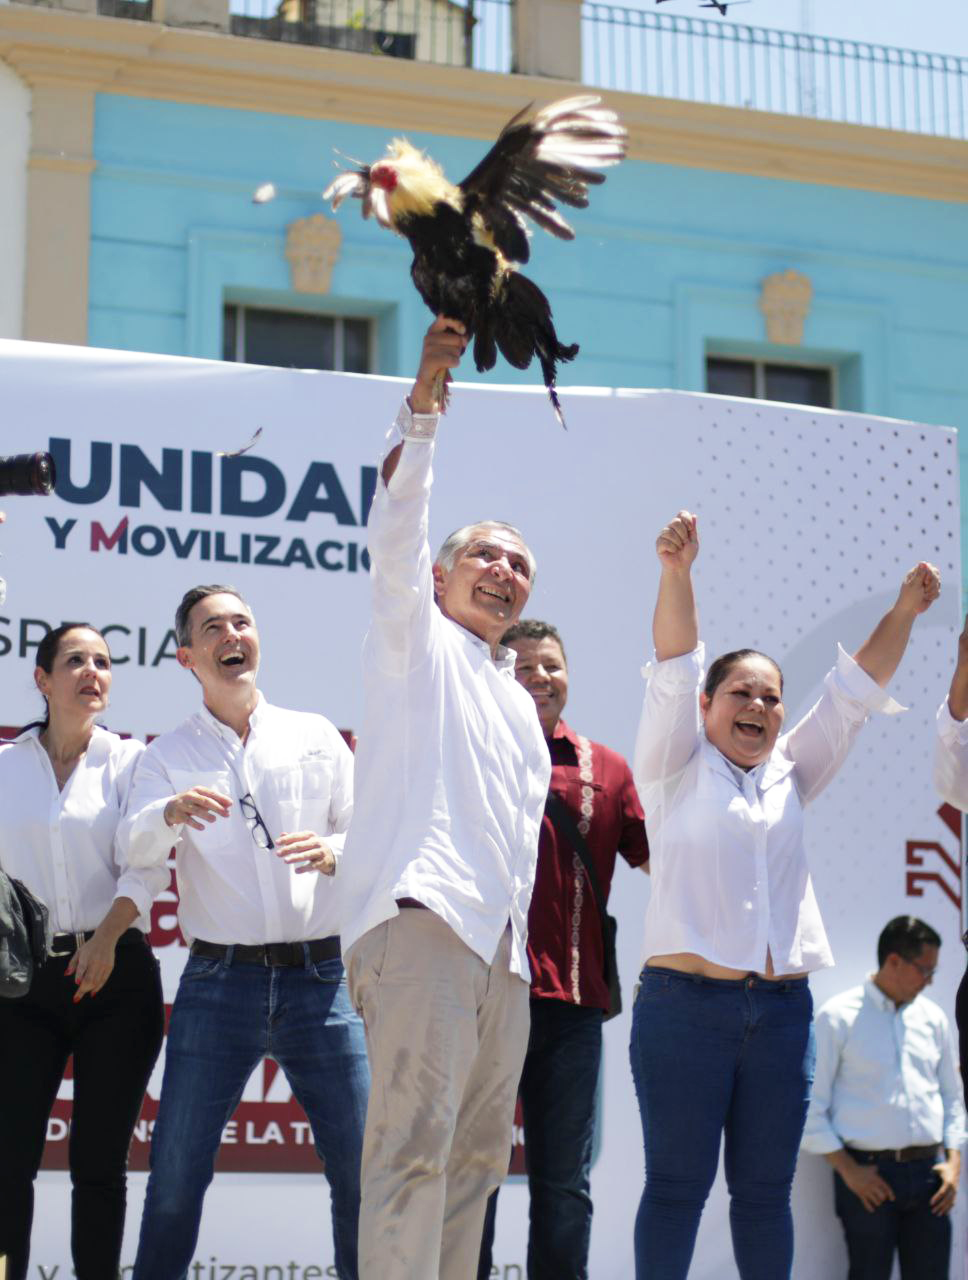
top-left (228, 0), bottom-right (511, 72)
top-left (582, 7), bottom-right (968, 140)
top-left (98, 0), bottom-right (153, 18)
top-left (94, 0), bottom-right (968, 141)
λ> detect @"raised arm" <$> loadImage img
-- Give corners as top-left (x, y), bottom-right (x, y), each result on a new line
top-left (653, 510), bottom-right (699, 661)
top-left (635, 512), bottom-right (703, 789)
top-left (380, 317), bottom-right (467, 486)
top-left (934, 614), bottom-right (968, 809)
top-left (367, 317), bottom-right (468, 676)
top-left (946, 615), bottom-right (968, 721)
top-left (852, 562), bottom-right (940, 687)
top-left (783, 563), bottom-right (938, 804)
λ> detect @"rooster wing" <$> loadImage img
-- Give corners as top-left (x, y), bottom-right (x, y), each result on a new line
top-left (458, 94), bottom-right (627, 266)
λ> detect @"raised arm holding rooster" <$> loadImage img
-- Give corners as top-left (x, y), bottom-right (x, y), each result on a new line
top-left (322, 95), bottom-right (627, 426)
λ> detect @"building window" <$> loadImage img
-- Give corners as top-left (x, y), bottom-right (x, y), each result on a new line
top-left (706, 356), bottom-right (834, 409)
top-left (223, 305), bottom-right (372, 374)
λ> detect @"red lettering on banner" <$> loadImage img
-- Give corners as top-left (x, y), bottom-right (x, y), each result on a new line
top-left (905, 803), bottom-right (963, 912)
top-left (90, 516), bottom-right (129, 553)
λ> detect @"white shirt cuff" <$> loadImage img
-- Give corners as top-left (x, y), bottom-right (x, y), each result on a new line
top-left (642, 643), bottom-right (706, 686)
top-left (830, 643), bottom-right (907, 716)
top-left (113, 877), bottom-right (154, 919)
top-left (938, 697), bottom-right (968, 743)
top-left (397, 399), bottom-right (439, 440)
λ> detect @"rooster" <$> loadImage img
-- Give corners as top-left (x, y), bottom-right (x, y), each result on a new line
top-left (321, 96), bottom-right (627, 425)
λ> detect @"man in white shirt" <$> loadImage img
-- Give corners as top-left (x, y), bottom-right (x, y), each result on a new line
top-left (802, 915), bottom-right (965, 1280)
top-left (340, 317), bottom-right (552, 1280)
top-left (120, 585), bottom-right (369, 1280)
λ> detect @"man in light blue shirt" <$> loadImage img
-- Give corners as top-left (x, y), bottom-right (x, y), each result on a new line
top-left (802, 915), bottom-right (965, 1280)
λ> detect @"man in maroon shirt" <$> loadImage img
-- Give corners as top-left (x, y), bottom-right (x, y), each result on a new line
top-left (478, 619), bottom-right (649, 1280)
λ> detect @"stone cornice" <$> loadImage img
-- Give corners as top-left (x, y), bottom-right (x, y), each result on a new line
top-left (1, 2), bottom-right (966, 203)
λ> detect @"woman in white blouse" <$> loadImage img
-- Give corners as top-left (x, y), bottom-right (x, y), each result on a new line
top-left (630, 511), bottom-right (939, 1280)
top-left (0, 623), bottom-right (168, 1280)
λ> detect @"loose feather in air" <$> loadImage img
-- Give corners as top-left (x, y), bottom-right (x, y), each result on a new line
top-left (322, 95), bottom-right (627, 426)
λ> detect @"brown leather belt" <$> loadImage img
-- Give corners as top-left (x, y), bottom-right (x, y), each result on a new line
top-left (847, 1144), bottom-right (940, 1164)
top-left (191, 937), bottom-right (340, 966)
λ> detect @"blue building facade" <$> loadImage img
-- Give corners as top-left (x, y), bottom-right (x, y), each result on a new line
top-left (3, 3), bottom-right (967, 577)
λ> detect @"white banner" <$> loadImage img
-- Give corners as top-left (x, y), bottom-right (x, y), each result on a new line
top-left (1, 340), bottom-right (964, 1279)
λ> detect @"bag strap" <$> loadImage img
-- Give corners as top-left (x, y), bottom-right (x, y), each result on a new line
top-left (545, 791), bottom-right (611, 934)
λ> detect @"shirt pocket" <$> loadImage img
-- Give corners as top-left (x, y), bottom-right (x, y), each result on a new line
top-left (267, 760), bottom-right (334, 836)
top-left (167, 768), bottom-right (236, 855)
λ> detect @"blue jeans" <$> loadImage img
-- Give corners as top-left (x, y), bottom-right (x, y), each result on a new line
top-left (629, 967), bottom-right (815, 1280)
top-left (132, 951), bottom-right (369, 1280)
top-left (834, 1154), bottom-right (951, 1279)
top-left (478, 998), bottom-right (604, 1280)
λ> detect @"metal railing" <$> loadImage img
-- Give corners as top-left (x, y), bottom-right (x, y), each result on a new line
top-left (97, 0), bottom-right (153, 18)
top-left (229, 0), bottom-right (511, 72)
top-left (582, 6), bottom-right (968, 140)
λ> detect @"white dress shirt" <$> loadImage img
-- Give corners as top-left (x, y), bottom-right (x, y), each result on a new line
top-left (0, 726), bottom-right (166, 933)
top-left (340, 403), bottom-right (552, 978)
top-left (934, 696), bottom-right (968, 810)
top-left (118, 695), bottom-right (354, 946)
top-left (633, 643), bottom-right (903, 974)
top-left (802, 979), bottom-right (966, 1154)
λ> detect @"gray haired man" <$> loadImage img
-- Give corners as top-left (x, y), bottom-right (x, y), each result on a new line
top-left (340, 317), bottom-right (552, 1280)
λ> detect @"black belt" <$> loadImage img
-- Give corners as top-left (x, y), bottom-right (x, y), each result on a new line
top-left (49, 928), bottom-right (144, 958)
top-left (191, 937), bottom-right (341, 967)
top-left (847, 1144), bottom-right (940, 1164)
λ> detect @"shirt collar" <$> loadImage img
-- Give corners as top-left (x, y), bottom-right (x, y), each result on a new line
top-left (701, 737), bottom-right (794, 792)
top-left (10, 723), bottom-right (111, 751)
top-left (9, 724), bottom-right (43, 745)
top-left (865, 976), bottom-right (912, 1013)
top-left (448, 616), bottom-right (516, 672)
top-left (198, 691), bottom-right (265, 744)
top-left (551, 719), bottom-right (579, 747)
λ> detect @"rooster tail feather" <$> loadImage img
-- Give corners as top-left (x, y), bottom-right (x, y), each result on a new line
top-left (493, 271), bottom-right (577, 426)
top-left (473, 314), bottom-right (498, 373)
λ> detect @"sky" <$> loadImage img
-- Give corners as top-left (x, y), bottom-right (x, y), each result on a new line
top-left (642, 0), bottom-right (968, 58)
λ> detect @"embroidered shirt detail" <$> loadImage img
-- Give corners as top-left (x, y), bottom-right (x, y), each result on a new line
top-left (570, 735), bottom-right (595, 1003)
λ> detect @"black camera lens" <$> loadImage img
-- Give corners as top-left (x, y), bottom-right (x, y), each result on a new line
top-left (0, 452), bottom-right (56, 497)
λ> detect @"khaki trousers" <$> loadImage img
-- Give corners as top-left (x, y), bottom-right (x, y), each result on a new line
top-left (347, 909), bottom-right (530, 1280)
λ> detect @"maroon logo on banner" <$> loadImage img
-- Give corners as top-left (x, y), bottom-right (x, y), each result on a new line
top-left (906, 803), bottom-right (963, 912)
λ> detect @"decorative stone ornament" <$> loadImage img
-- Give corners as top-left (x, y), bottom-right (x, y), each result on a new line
top-left (285, 214), bottom-right (343, 294)
top-left (759, 269), bottom-right (813, 346)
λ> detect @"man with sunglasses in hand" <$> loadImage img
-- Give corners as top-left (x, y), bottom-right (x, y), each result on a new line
top-left (802, 916), bottom-right (964, 1280)
top-left (119, 585), bottom-right (368, 1280)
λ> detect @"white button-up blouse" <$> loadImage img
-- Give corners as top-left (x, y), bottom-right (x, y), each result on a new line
top-left (633, 643), bottom-right (903, 974)
top-left (934, 696), bottom-right (968, 811)
top-left (0, 726), bottom-right (167, 933)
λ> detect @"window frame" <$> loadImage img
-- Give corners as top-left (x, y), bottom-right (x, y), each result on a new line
top-left (222, 303), bottom-right (375, 374)
top-left (705, 352), bottom-right (838, 409)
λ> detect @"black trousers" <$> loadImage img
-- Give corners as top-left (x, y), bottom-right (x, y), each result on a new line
top-left (0, 936), bottom-right (164, 1280)
top-left (956, 961), bottom-right (968, 1110)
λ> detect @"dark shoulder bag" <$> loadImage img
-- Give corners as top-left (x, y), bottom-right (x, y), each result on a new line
top-left (545, 792), bottom-right (622, 1021)
top-left (0, 870), bottom-right (51, 998)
